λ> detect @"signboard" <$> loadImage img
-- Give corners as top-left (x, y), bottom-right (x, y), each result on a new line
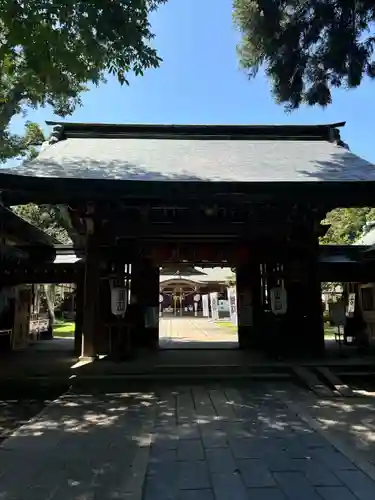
top-left (347, 293), bottom-right (356, 316)
top-left (151, 244), bottom-right (250, 264)
top-left (111, 287), bottom-right (127, 317)
top-left (270, 286), bottom-right (288, 316)
top-left (202, 294), bottom-right (209, 317)
top-left (194, 294), bottom-right (201, 302)
top-left (329, 301), bottom-right (346, 327)
top-left (210, 292), bottom-right (219, 321)
top-left (218, 299), bottom-right (230, 316)
top-left (227, 287), bottom-right (237, 326)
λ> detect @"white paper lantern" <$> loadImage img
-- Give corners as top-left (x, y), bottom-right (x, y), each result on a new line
top-left (270, 286), bottom-right (287, 316)
top-left (111, 287), bottom-right (127, 316)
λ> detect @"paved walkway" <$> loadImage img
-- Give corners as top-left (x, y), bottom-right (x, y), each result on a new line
top-left (278, 384), bottom-right (375, 471)
top-left (159, 318), bottom-right (238, 349)
top-left (1, 382), bottom-right (375, 499)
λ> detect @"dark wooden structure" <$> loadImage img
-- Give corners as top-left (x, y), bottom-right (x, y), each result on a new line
top-left (1, 121), bottom-right (375, 360)
top-left (0, 205), bottom-right (60, 352)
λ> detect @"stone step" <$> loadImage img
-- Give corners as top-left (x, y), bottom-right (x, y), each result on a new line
top-left (315, 366), bottom-right (354, 397)
top-left (292, 366), bottom-right (336, 397)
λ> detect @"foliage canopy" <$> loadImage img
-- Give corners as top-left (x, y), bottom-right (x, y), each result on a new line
top-left (13, 203), bottom-right (72, 244)
top-left (0, 0), bottom-right (166, 159)
top-left (321, 207), bottom-right (375, 245)
top-left (234, 0), bottom-right (375, 109)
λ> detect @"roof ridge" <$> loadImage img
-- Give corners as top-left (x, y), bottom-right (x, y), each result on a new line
top-left (45, 121), bottom-right (346, 142)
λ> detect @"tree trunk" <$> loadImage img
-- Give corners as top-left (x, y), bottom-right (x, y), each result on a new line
top-left (43, 284), bottom-right (56, 325)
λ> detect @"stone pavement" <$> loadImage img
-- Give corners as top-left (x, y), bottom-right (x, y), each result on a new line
top-left (277, 383), bottom-right (375, 471)
top-left (159, 317), bottom-right (238, 349)
top-left (1, 382), bottom-right (375, 500)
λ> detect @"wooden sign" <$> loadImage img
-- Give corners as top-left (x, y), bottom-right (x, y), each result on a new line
top-left (150, 243), bottom-right (249, 264)
top-left (347, 293), bottom-right (356, 316)
top-left (329, 302), bottom-right (346, 327)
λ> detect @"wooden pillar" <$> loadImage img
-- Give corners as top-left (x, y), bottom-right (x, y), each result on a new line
top-left (80, 236), bottom-right (100, 360)
top-left (74, 268), bottom-right (84, 357)
top-left (284, 240), bottom-right (324, 359)
top-left (132, 258), bottom-right (160, 350)
top-left (236, 263), bottom-right (262, 350)
top-left (306, 240), bottom-right (325, 358)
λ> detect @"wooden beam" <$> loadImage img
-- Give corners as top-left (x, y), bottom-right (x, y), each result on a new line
top-left (2, 177), bottom-right (375, 207)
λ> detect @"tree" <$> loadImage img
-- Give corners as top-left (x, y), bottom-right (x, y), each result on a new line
top-left (9, 122), bottom-right (72, 243)
top-left (0, 0), bottom-right (166, 158)
top-left (233, 0), bottom-right (375, 109)
top-left (320, 207), bottom-right (375, 245)
top-left (13, 203), bottom-right (72, 243)
top-left (1, 121), bottom-right (45, 163)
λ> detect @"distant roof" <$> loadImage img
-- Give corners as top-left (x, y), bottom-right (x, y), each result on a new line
top-left (354, 230), bottom-right (375, 246)
top-left (160, 265), bottom-right (207, 276)
top-left (160, 267), bottom-right (233, 284)
top-left (353, 222), bottom-right (375, 247)
top-left (53, 253), bottom-right (81, 265)
top-left (2, 121), bottom-right (375, 184)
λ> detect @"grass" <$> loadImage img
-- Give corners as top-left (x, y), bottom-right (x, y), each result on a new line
top-left (53, 321), bottom-right (75, 338)
top-left (51, 318), bottom-right (340, 341)
top-left (215, 321), bottom-right (238, 333)
top-left (324, 324), bottom-right (345, 340)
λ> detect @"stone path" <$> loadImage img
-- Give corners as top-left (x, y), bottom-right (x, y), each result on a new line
top-left (159, 317), bottom-right (238, 349)
top-left (1, 382), bottom-right (375, 499)
top-left (278, 383), bottom-right (375, 471)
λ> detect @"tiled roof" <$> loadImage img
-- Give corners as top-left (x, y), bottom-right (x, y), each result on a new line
top-left (354, 231), bottom-right (375, 246)
top-left (354, 224), bottom-right (375, 246)
top-left (2, 122), bottom-right (374, 183)
top-left (160, 267), bottom-right (233, 284)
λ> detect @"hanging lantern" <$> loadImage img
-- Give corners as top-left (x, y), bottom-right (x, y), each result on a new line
top-left (111, 287), bottom-right (127, 316)
top-left (109, 278), bottom-right (127, 317)
top-left (270, 286), bottom-right (288, 316)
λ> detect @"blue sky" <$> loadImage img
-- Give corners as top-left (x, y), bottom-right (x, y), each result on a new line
top-left (10, 0), bottom-right (375, 162)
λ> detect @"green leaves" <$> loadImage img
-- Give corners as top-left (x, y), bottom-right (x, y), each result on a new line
top-left (13, 203), bottom-right (72, 244)
top-left (0, 0), bottom-right (166, 161)
top-left (234, 0), bottom-right (375, 109)
top-left (0, 121), bottom-right (44, 162)
top-left (320, 208), bottom-right (375, 245)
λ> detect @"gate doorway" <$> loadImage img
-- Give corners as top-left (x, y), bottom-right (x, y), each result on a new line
top-left (158, 266), bottom-right (238, 349)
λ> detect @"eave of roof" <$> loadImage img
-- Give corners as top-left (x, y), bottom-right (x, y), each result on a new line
top-left (46, 121), bottom-right (346, 141)
top-left (0, 205), bottom-right (57, 247)
top-left (1, 121), bottom-right (375, 207)
top-left (2, 122), bottom-right (373, 183)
